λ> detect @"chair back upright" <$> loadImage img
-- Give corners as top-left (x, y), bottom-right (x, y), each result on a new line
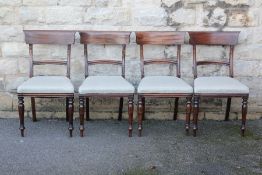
top-left (79, 31), bottom-right (131, 78)
top-left (136, 32), bottom-right (185, 79)
top-left (24, 30), bottom-right (75, 78)
top-left (188, 31), bottom-right (240, 79)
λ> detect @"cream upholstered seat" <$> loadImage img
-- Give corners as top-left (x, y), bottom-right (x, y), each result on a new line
top-left (17, 76), bottom-right (74, 94)
top-left (194, 76), bottom-right (249, 94)
top-left (78, 76), bottom-right (135, 94)
top-left (138, 76), bottom-right (193, 94)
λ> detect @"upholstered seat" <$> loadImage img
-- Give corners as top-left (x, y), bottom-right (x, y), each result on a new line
top-left (194, 76), bottom-right (249, 94)
top-left (78, 76), bottom-right (135, 94)
top-left (17, 76), bottom-right (74, 94)
top-left (137, 76), bottom-right (193, 94)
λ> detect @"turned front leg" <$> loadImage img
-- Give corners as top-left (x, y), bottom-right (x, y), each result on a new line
top-left (68, 97), bottom-right (74, 137)
top-left (79, 97), bottom-right (85, 137)
top-left (128, 96), bottom-right (134, 137)
top-left (241, 96), bottom-right (248, 137)
top-left (193, 97), bottom-right (199, 137)
top-left (66, 97), bottom-right (69, 122)
top-left (185, 97), bottom-right (192, 134)
top-left (18, 96), bottom-right (25, 137)
top-left (138, 96), bottom-right (143, 137)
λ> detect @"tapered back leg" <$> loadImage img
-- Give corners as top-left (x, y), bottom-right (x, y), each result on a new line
top-left (225, 98), bottom-right (231, 121)
top-left (118, 97), bottom-right (124, 121)
top-left (173, 97), bottom-right (179, 120)
top-left (31, 97), bottom-right (36, 122)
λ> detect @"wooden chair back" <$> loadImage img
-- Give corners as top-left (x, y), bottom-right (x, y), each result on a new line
top-left (188, 31), bottom-right (240, 78)
top-left (24, 30), bottom-right (75, 78)
top-left (136, 32), bottom-right (185, 78)
top-left (79, 31), bottom-right (131, 78)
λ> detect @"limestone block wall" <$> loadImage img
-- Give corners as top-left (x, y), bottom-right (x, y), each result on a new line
top-left (0, 0), bottom-right (261, 120)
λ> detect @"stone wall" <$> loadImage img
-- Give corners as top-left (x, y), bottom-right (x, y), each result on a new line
top-left (0, 0), bottom-right (261, 120)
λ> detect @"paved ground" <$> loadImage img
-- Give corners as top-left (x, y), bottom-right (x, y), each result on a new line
top-left (0, 118), bottom-right (261, 175)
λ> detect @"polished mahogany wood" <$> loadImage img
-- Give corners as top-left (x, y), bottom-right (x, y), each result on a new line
top-left (142, 97), bottom-right (145, 121)
top-left (18, 97), bottom-right (25, 137)
top-left (85, 98), bottom-right (90, 121)
top-left (79, 31), bottom-right (134, 137)
top-left (185, 97), bottom-right (192, 135)
top-left (80, 31), bottom-right (130, 45)
top-left (33, 60), bottom-right (68, 65)
top-left (137, 93), bottom-right (194, 98)
top-left (144, 59), bottom-right (177, 65)
top-left (88, 60), bottom-right (122, 65)
top-left (24, 30), bottom-right (75, 45)
top-left (138, 96), bottom-right (143, 137)
top-left (18, 30), bottom-right (75, 137)
top-left (66, 97), bottom-right (69, 122)
top-left (241, 97), bottom-right (248, 136)
top-left (31, 97), bottom-right (36, 122)
top-left (128, 97), bottom-right (134, 137)
top-left (190, 32), bottom-right (238, 79)
top-left (26, 30), bottom-right (75, 78)
top-left (18, 93), bottom-right (74, 97)
top-left (192, 97), bottom-right (199, 136)
top-left (29, 44), bottom-right (72, 78)
top-left (136, 31), bottom-right (185, 45)
top-left (79, 97), bottom-right (85, 137)
top-left (137, 32), bottom-right (183, 79)
top-left (225, 98), bottom-right (231, 121)
top-left (67, 97), bottom-right (74, 137)
top-left (79, 93), bottom-right (134, 97)
top-left (136, 31), bottom-right (192, 136)
top-left (118, 97), bottom-right (124, 121)
top-left (188, 31), bottom-right (239, 45)
top-left (173, 97), bottom-right (179, 120)
top-left (196, 60), bottom-right (230, 66)
top-left (189, 31), bottom-right (248, 137)
top-left (80, 32), bottom-right (130, 78)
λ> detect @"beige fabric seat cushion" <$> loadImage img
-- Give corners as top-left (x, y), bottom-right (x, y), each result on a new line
top-left (78, 76), bottom-right (135, 94)
top-left (194, 76), bottom-right (249, 94)
top-left (17, 76), bottom-right (74, 94)
top-left (137, 76), bottom-right (193, 94)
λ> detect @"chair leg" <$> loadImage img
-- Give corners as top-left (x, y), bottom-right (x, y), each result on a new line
top-left (173, 97), bottom-right (179, 120)
top-left (68, 97), bottom-right (74, 137)
top-left (241, 96), bottom-right (248, 137)
top-left (138, 96), bottom-right (143, 137)
top-left (128, 96), bottom-right (134, 137)
top-left (142, 97), bottom-right (145, 120)
top-left (18, 96), bottom-right (25, 137)
top-left (66, 97), bottom-right (69, 122)
top-left (185, 97), bottom-right (192, 135)
top-left (86, 98), bottom-right (90, 121)
top-left (225, 98), bottom-right (231, 121)
top-left (193, 97), bottom-right (199, 137)
top-left (31, 97), bottom-right (37, 122)
top-left (118, 97), bottom-right (124, 121)
top-left (79, 97), bottom-right (85, 137)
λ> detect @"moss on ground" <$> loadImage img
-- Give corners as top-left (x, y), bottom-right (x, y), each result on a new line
top-left (201, 123), bottom-right (262, 143)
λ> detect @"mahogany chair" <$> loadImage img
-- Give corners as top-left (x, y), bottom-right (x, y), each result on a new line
top-left (17, 30), bottom-right (75, 137)
top-left (136, 32), bottom-right (193, 137)
top-left (189, 31), bottom-right (249, 137)
top-left (78, 31), bottom-right (135, 137)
